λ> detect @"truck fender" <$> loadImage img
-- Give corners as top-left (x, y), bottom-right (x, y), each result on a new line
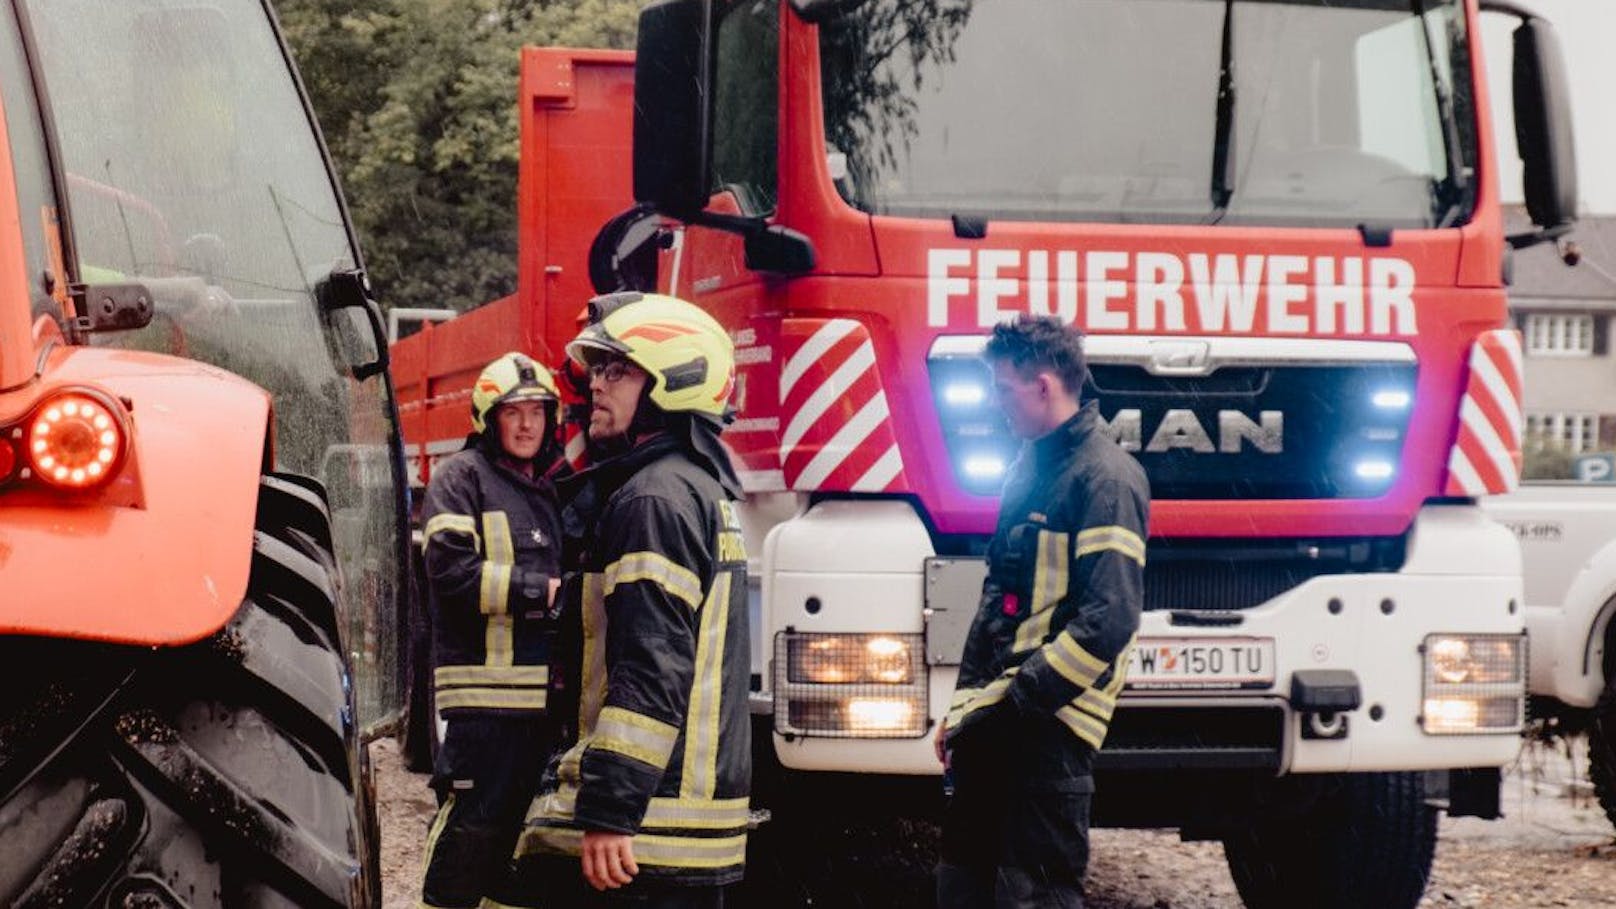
top-left (1548, 538), bottom-right (1616, 707)
top-left (0, 347), bottom-right (270, 646)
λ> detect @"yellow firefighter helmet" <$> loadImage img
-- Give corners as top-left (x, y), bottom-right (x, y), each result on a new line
top-left (566, 292), bottom-right (734, 420)
top-left (470, 351), bottom-right (560, 433)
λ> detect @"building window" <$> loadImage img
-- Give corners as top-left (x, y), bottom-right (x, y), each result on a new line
top-left (1523, 313), bottom-right (1595, 356)
top-left (1525, 412), bottom-right (1599, 454)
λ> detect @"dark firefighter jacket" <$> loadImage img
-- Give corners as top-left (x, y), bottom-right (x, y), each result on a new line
top-left (421, 441), bottom-right (561, 717)
top-left (519, 434), bottom-right (751, 887)
top-left (944, 402), bottom-right (1150, 754)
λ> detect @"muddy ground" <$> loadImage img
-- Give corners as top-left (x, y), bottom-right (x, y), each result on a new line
top-left (373, 735), bottom-right (1616, 908)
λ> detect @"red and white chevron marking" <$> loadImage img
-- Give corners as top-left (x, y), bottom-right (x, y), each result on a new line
top-left (778, 318), bottom-right (909, 493)
top-left (1444, 329), bottom-right (1524, 497)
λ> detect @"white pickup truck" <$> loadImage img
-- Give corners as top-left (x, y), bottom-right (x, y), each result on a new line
top-left (1481, 480), bottom-right (1616, 826)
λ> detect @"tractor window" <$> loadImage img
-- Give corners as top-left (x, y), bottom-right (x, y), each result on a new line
top-left (0, 8), bottom-right (63, 327)
top-left (711, 0), bottom-right (779, 215)
top-left (21, 0), bottom-right (404, 734)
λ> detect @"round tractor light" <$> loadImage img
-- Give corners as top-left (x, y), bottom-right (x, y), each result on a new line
top-left (27, 391), bottom-right (126, 489)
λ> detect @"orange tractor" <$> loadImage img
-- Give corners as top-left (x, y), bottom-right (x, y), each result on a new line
top-left (0, 1), bottom-right (408, 906)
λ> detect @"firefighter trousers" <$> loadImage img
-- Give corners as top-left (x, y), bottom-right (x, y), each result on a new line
top-left (936, 711), bottom-right (1094, 909)
top-left (421, 715), bottom-right (558, 909)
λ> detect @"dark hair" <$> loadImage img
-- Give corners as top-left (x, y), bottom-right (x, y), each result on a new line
top-left (983, 315), bottom-right (1087, 394)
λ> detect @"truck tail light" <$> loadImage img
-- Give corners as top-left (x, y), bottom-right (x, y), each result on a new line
top-left (18, 390), bottom-right (128, 490)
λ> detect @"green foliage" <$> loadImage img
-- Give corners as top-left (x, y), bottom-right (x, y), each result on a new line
top-left (274, 0), bottom-right (637, 314)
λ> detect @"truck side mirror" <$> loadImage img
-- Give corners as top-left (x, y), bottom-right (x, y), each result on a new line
top-left (634, 0), bottom-right (715, 219)
top-left (317, 269), bottom-right (388, 381)
top-left (1511, 16), bottom-right (1577, 232)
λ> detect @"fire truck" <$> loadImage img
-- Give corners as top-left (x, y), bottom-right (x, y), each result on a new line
top-left (394, 0), bottom-right (1576, 905)
top-left (1, 0), bottom-right (408, 904)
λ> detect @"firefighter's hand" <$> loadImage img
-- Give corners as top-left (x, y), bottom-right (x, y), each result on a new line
top-left (581, 830), bottom-right (638, 891)
top-left (934, 720), bottom-right (949, 765)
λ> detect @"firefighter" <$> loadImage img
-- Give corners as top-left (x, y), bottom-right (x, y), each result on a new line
top-left (516, 292), bottom-right (750, 909)
top-left (934, 315), bottom-right (1150, 909)
top-left (419, 351), bottom-right (565, 909)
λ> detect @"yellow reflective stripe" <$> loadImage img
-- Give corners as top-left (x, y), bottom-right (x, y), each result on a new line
top-left (604, 551), bottom-right (704, 611)
top-left (1071, 686), bottom-right (1116, 721)
top-left (1075, 525), bottom-right (1146, 566)
top-left (485, 614), bottom-right (514, 668)
top-left (479, 512), bottom-right (514, 615)
top-left (517, 826), bottom-right (746, 870)
top-left (579, 572), bottom-right (608, 735)
top-left (949, 688), bottom-right (980, 709)
top-left (1013, 530), bottom-right (1070, 653)
top-left (424, 513), bottom-right (479, 548)
top-left (434, 665), bottom-right (548, 688)
top-left (594, 706), bottom-right (679, 769)
top-left (1044, 630), bottom-right (1107, 689)
top-left (947, 670), bottom-right (1016, 730)
top-left (1104, 638), bottom-right (1136, 696)
top-left (419, 793), bottom-right (455, 898)
top-left (1054, 703), bottom-right (1109, 750)
top-left (436, 687), bottom-right (547, 711)
top-left (527, 784), bottom-right (750, 832)
top-left (682, 572), bottom-right (732, 800)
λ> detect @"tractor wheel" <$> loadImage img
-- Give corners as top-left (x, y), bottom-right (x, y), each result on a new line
top-left (0, 472), bottom-right (378, 907)
top-left (1589, 685), bottom-right (1616, 832)
top-left (1223, 772), bottom-right (1436, 909)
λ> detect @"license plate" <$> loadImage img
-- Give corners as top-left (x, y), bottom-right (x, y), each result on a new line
top-left (1126, 637), bottom-right (1275, 690)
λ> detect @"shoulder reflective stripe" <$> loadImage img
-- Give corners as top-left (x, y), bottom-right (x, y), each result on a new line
top-left (681, 571), bottom-right (732, 800)
top-left (1013, 530), bottom-right (1070, 653)
top-left (518, 826), bottom-right (746, 870)
top-left (485, 614), bottom-right (514, 668)
top-left (949, 688), bottom-right (980, 709)
top-left (436, 686), bottom-right (547, 711)
top-left (480, 511), bottom-right (515, 615)
top-left (580, 572), bottom-right (609, 735)
top-left (424, 513), bottom-right (479, 548)
top-left (604, 551), bottom-right (704, 611)
top-left (1044, 630), bottom-right (1108, 689)
top-left (1054, 704), bottom-right (1108, 750)
top-left (1075, 525), bottom-right (1146, 566)
top-left (593, 706), bottom-right (679, 769)
top-left (434, 665), bottom-right (549, 688)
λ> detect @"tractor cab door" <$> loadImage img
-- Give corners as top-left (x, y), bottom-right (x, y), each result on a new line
top-left (3, 0), bottom-right (408, 735)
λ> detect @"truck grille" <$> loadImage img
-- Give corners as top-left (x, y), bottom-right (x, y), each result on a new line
top-left (1090, 361), bottom-right (1417, 500)
top-left (1096, 705), bottom-right (1285, 771)
top-left (1142, 537), bottom-right (1406, 612)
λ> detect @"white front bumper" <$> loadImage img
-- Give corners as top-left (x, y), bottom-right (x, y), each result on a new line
top-left (765, 502), bottom-right (1524, 776)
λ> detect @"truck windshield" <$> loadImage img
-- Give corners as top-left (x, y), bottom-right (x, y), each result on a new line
top-left (820, 0), bottom-right (1474, 229)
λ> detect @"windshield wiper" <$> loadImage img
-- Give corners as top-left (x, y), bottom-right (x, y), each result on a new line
top-left (1207, 0), bottom-right (1237, 224)
top-left (1413, 0), bottom-right (1468, 227)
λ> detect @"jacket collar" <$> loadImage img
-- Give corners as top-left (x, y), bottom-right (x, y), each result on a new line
top-left (1030, 400), bottom-right (1099, 466)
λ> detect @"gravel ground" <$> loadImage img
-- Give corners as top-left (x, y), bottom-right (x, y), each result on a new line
top-left (373, 736), bottom-right (1616, 908)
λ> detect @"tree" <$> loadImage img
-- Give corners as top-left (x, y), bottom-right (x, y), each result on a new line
top-left (275, 0), bottom-right (637, 314)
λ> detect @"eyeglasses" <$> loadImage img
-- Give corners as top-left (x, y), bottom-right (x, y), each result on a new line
top-left (588, 359), bottom-right (635, 384)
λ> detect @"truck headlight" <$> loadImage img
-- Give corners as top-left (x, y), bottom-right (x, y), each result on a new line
top-left (1421, 634), bottom-right (1525, 735)
top-left (774, 632), bottom-right (927, 738)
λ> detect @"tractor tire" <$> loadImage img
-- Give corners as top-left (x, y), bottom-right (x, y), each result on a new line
top-left (1223, 772), bottom-right (1436, 909)
top-left (0, 472), bottom-right (378, 908)
top-left (1589, 685), bottom-right (1616, 832)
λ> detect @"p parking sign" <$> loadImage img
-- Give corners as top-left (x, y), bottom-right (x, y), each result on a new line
top-left (1575, 453), bottom-right (1616, 483)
